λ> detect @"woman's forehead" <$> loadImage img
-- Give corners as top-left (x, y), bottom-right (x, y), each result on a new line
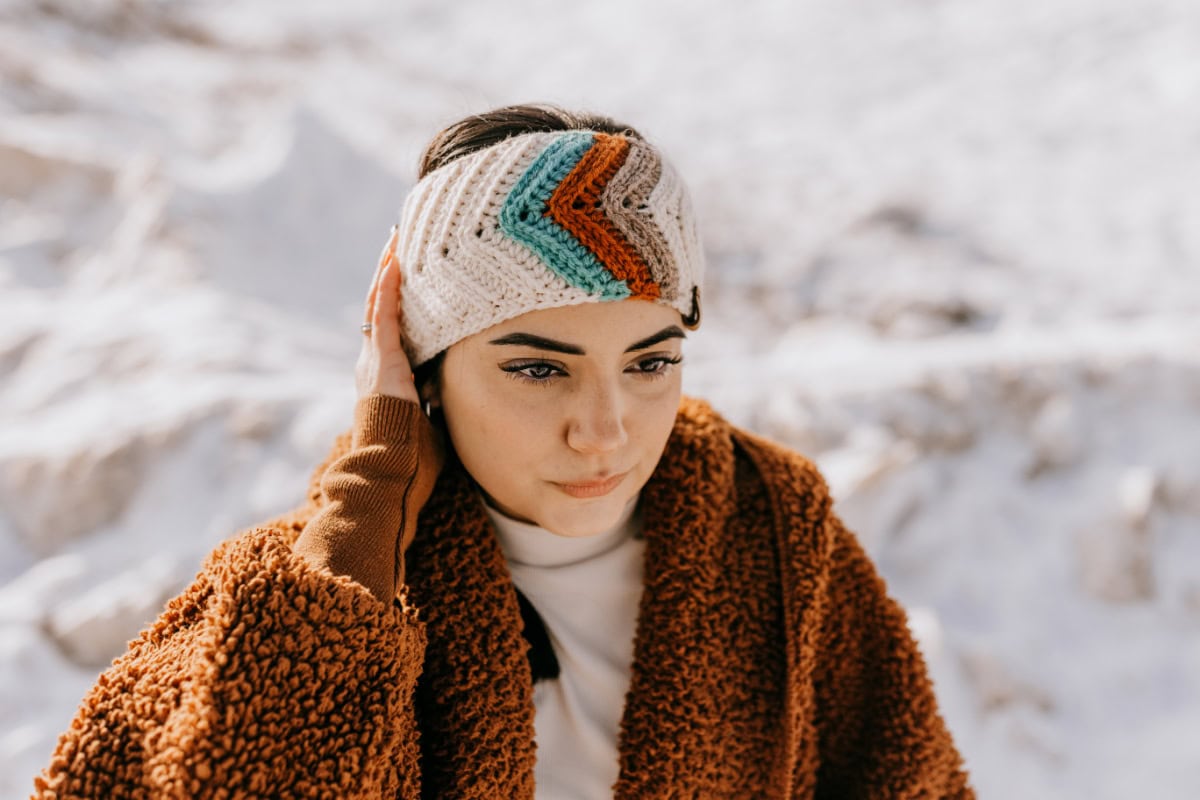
top-left (465, 300), bottom-right (683, 353)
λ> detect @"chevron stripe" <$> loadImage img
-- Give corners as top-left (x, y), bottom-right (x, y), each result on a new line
top-left (601, 141), bottom-right (679, 301)
top-left (545, 133), bottom-right (661, 299)
top-left (498, 132), bottom-right (631, 300)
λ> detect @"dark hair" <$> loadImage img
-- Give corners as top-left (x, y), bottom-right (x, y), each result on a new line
top-left (418, 103), bottom-right (644, 179)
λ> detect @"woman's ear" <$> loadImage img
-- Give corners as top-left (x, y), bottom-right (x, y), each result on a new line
top-left (418, 369), bottom-right (442, 418)
top-left (413, 349), bottom-right (447, 418)
top-left (419, 380), bottom-right (440, 409)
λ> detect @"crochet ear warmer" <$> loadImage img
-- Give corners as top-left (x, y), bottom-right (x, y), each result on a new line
top-left (395, 130), bottom-right (705, 366)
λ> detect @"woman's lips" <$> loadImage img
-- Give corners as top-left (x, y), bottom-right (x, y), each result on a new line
top-left (552, 471), bottom-right (628, 499)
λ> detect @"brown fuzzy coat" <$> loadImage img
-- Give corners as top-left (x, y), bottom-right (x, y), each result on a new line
top-left (34, 396), bottom-right (973, 798)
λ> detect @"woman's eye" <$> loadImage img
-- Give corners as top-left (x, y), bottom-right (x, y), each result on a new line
top-left (501, 362), bottom-right (564, 384)
top-left (629, 355), bottom-right (684, 376)
top-left (523, 365), bottom-right (557, 380)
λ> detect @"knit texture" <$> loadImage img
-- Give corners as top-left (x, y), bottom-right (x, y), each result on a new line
top-left (34, 398), bottom-right (973, 799)
top-left (292, 395), bottom-right (440, 601)
top-left (397, 131), bottom-right (704, 365)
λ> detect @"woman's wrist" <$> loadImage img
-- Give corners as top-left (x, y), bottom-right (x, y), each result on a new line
top-left (352, 393), bottom-right (425, 449)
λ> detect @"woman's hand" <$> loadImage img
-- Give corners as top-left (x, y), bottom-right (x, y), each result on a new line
top-left (356, 225), bottom-right (419, 403)
top-left (293, 226), bottom-right (444, 603)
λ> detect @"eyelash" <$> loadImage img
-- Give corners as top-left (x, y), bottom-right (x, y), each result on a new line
top-left (501, 355), bottom-right (684, 386)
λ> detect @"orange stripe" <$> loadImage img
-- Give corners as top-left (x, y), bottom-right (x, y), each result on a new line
top-left (545, 134), bottom-right (661, 299)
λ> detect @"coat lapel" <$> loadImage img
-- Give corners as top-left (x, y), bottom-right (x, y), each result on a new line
top-left (405, 459), bottom-right (538, 799)
top-left (612, 398), bottom-right (739, 796)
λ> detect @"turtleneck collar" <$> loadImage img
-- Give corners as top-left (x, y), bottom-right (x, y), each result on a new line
top-left (483, 495), bottom-right (642, 568)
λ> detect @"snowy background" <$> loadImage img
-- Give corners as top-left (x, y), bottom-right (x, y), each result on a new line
top-left (2, 0), bottom-right (1199, 796)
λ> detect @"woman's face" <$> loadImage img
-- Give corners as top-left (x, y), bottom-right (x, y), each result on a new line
top-left (435, 299), bottom-right (685, 538)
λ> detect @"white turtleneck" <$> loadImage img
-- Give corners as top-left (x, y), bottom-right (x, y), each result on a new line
top-left (483, 497), bottom-right (646, 800)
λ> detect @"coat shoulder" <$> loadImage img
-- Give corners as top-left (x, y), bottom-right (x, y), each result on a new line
top-left (729, 420), bottom-right (832, 519)
top-left (675, 396), bottom-right (834, 538)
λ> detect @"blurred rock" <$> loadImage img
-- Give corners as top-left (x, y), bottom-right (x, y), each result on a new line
top-left (1076, 467), bottom-right (1159, 603)
top-left (44, 555), bottom-right (188, 669)
top-left (226, 397), bottom-right (285, 441)
top-left (0, 436), bottom-right (151, 555)
top-left (759, 393), bottom-right (822, 456)
top-left (884, 389), bottom-right (976, 453)
top-left (960, 647), bottom-right (1054, 714)
top-left (996, 364), bottom-right (1061, 419)
top-left (821, 425), bottom-right (918, 502)
top-left (1004, 710), bottom-right (1066, 766)
top-left (1159, 459), bottom-right (1200, 516)
top-left (0, 140), bottom-right (113, 208)
top-left (921, 370), bottom-right (972, 409)
top-left (0, 553), bottom-right (90, 625)
top-left (1026, 394), bottom-right (1084, 478)
top-left (805, 200), bottom-right (1007, 337)
top-left (820, 426), bottom-right (928, 553)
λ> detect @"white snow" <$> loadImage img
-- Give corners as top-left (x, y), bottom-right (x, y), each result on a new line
top-left (2, 0), bottom-right (1198, 797)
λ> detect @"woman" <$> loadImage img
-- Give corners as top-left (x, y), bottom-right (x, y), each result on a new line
top-left (34, 105), bottom-right (973, 798)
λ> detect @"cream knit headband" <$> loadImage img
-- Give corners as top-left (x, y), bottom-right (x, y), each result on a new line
top-left (396, 130), bottom-right (705, 366)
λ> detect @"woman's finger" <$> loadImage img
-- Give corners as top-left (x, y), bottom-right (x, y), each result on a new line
top-left (363, 225), bottom-right (399, 328)
top-left (372, 250), bottom-right (402, 346)
top-left (362, 250), bottom-right (418, 402)
top-left (364, 226), bottom-right (399, 323)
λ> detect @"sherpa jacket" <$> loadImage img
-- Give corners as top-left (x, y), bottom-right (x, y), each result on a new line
top-left (34, 395), bottom-right (973, 798)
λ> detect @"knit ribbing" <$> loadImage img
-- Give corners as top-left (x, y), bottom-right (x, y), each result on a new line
top-left (294, 393), bottom-right (441, 602)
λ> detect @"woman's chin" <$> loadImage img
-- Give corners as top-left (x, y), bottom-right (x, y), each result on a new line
top-left (538, 497), bottom-right (634, 538)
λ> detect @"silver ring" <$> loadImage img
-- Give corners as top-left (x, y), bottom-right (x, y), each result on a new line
top-left (360, 323), bottom-right (373, 334)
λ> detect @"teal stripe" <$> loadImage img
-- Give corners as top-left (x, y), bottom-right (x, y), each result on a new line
top-left (499, 132), bottom-right (631, 300)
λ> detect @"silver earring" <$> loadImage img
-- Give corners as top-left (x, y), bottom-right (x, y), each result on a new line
top-left (423, 400), bottom-right (432, 417)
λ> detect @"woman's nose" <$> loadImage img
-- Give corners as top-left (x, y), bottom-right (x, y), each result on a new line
top-left (566, 387), bottom-right (628, 455)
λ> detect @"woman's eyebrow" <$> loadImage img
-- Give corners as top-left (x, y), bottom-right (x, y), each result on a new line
top-left (623, 325), bottom-right (686, 352)
top-left (487, 333), bottom-right (585, 355)
top-left (487, 325), bottom-right (686, 356)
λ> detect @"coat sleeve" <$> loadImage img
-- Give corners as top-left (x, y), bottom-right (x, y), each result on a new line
top-left (32, 414), bottom-right (429, 799)
top-left (812, 512), bottom-right (974, 800)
